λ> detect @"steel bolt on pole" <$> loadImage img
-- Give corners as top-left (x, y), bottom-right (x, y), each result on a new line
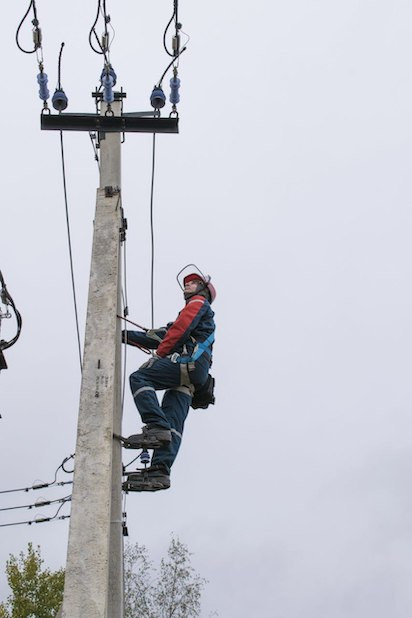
top-left (61, 99), bottom-right (123, 618)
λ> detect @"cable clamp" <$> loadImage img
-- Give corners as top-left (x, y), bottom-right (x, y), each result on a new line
top-left (105, 104), bottom-right (114, 117)
top-left (105, 185), bottom-right (120, 197)
top-left (120, 215), bottom-right (127, 242)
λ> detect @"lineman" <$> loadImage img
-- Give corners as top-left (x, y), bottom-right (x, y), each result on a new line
top-left (122, 271), bottom-right (216, 491)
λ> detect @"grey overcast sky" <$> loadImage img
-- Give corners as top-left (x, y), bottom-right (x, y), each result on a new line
top-left (2, 1), bottom-right (412, 616)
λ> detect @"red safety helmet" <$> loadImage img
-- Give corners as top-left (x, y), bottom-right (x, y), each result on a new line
top-left (183, 272), bottom-right (216, 304)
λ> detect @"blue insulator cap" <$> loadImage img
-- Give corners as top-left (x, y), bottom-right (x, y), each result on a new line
top-left (140, 450), bottom-right (150, 465)
top-left (37, 72), bottom-right (49, 101)
top-left (150, 86), bottom-right (166, 109)
top-left (169, 76), bottom-right (181, 105)
top-left (52, 89), bottom-right (69, 111)
top-left (102, 74), bottom-right (114, 103)
top-left (100, 66), bottom-right (117, 87)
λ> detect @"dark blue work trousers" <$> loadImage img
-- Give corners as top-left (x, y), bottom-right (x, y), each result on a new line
top-left (129, 355), bottom-right (209, 473)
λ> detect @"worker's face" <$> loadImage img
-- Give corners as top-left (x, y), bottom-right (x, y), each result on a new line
top-left (184, 279), bottom-right (200, 293)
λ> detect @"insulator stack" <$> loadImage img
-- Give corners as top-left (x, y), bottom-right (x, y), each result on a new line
top-left (150, 86), bottom-right (166, 109)
top-left (52, 89), bottom-right (69, 111)
top-left (140, 449), bottom-right (150, 465)
top-left (169, 75), bottom-right (180, 105)
top-left (102, 73), bottom-right (114, 103)
top-left (37, 72), bottom-right (49, 101)
top-left (100, 66), bottom-right (117, 104)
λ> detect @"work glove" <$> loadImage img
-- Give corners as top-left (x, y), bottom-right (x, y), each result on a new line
top-left (146, 328), bottom-right (166, 342)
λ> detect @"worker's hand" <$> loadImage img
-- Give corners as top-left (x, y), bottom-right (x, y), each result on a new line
top-left (146, 328), bottom-right (166, 342)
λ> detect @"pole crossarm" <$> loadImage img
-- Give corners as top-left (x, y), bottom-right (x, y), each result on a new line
top-left (41, 113), bottom-right (179, 134)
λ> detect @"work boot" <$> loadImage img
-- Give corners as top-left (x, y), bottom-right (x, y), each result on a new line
top-left (123, 424), bottom-right (171, 449)
top-left (123, 465), bottom-right (170, 492)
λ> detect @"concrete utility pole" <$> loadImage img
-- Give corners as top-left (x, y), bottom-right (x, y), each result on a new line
top-left (61, 100), bottom-right (124, 618)
top-left (41, 92), bottom-right (178, 618)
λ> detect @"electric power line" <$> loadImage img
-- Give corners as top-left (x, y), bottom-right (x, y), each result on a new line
top-left (149, 134), bottom-right (156, 330)
top-left (0, 454), bottom-right (74, 495)
top-left (0, 499), bottom-right (71, 528)
top-left (0, 494), bottom-right (71, 513)
top-left (59, 131), bottom-right (83, 372)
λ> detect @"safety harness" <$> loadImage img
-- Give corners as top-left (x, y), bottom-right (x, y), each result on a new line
top-left (178, 332), bottom-right (215, 363)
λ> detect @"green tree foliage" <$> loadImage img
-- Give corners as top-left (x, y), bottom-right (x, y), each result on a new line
top-left (0, 543), bottom-right (64, 618)
top-left (124, 536), bottom-right (209, 618)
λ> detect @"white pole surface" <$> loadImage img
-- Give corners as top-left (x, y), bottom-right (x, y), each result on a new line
top-left (62, 100), bottom-right (123, 618)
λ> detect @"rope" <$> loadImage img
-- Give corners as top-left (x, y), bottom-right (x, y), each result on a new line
top-left (59, 131), bottom-right (83, 372)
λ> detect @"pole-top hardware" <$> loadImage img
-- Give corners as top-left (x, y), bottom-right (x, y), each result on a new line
top-left (41, 112), bottom-right (179, 134)
top-left (92, 90), bottom-right (126, 101)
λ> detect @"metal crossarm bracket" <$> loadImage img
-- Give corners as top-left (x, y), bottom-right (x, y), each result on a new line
top-left (41, 113), bottom-right (179, 134)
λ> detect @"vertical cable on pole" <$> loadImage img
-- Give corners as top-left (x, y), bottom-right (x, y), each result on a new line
top-left (59, 131), bottom-right (83, 371)
top-left (149, 134), bottom-right (156, 330)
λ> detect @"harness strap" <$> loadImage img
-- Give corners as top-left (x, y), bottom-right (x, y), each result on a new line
top-left (178, 332), bottom-right (215, 364)
top-left (172, 385), bottom-right (194, 398)
top-left (180, 363), bottom-right (191, 386)
top-left (191, 332), bottom-right (215, 361)
top-left (179, 364), bottom-right (195, 395)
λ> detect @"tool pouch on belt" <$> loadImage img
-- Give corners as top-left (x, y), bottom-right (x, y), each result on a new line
top-left (191, 374), bottom-right (215, 410)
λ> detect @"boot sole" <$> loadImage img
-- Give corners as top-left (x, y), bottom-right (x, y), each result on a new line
top-left (123, 480), bottom-right (170, 492)
top-left (122, 437), bottom-right (171, 450)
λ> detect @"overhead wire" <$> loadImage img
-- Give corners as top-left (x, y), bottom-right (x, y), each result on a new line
top-left (0, 499), bottom-right (71, 528)
top-left (163, 0), bottom-right (179, 57)
top-left (163, 11), bottom-right (177, 57)
top-left (157, 47), bottom-right (187, 88)
top-left (89, 1), bottom-right (105, 56)
top-left (149, 134), bottom-right (157, 330)
top-left (0, 494), bottom-right (71, 513)
top-left (59, 131), bottom-right (83, 372)
top-left (120, 192), bottom-right (129, 412)
top-left (57, 41), bottom-right (65, 90)
top-left (88, 0), bottom-right (112, 64)
top-left (15, 0), bottom-right (40, 55)
top-left (0, 454), bottom-right (74, 496)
